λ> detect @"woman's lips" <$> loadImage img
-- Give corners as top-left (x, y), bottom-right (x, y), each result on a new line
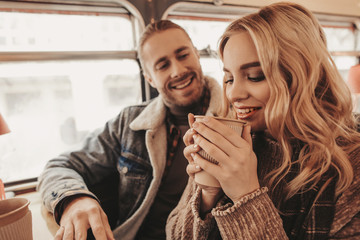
top-left (235, 107), bottom-right (260, 120)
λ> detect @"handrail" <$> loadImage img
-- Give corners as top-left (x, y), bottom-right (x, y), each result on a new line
top-left (4, 177), bottom-right (38, 197)
top-left (1, 50), bottom-right (358, 62)
top-left (330, 51), bottom-right (360, 57)
top-left (0, 51), bottom-right (137, 62)
top-left (4, 177), bottom-right (38, 188)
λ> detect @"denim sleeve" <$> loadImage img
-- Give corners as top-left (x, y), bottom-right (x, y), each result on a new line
top-left (37, 110), bottom-right (126, 216)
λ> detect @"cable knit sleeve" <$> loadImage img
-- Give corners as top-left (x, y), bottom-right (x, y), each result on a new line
top-left (329, 146), bottom-right (360, 239)
top-left (166, 178), bottom-right (219, 240)
top-left (212, 187), bottom-right (289, 240)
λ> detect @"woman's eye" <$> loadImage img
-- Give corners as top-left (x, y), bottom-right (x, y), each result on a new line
top-left (248, 75), bottom-right (265, 82)
top-left (224, 78), bottom-right (233, 84)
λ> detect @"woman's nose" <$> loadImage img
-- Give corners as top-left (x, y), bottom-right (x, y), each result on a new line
top-left (227, 79), bottom-right (249, 101)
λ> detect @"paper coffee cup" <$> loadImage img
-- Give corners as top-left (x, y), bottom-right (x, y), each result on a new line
top-left (193, 116), bottom-right (246, 188)
top-left (0, 198), bottom-right (33, 240)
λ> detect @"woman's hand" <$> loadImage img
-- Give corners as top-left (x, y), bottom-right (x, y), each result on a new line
top-left (191, 116), bottom-right (260, 203)
top-left (183, 113), bottom-right (202, 179)
top-left (183, 114), bottom-right (224, 216)
top-left (183, 113), bottom-right (196, 147)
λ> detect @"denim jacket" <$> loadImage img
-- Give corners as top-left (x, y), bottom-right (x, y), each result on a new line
top-left (37, 76), bottom-right (221, 240)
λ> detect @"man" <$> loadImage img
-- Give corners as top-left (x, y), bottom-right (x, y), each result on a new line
top-left (38, 20), bottom-right (221, 240)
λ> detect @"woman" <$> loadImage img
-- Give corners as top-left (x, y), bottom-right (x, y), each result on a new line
top-left (166, 2), bottom-right (360, 239)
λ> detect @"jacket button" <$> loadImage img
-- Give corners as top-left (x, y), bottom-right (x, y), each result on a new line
top-left (122, 166), bottom-right (128, 174)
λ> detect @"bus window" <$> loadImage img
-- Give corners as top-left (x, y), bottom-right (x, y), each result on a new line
top-left (0, 2), bottom-right (142, 183)
top-left (323, 22), bottom-right (359, 80)
top-left (167, 2), bottom-right (360, 91)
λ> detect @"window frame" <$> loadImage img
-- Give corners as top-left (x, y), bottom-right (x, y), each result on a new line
top-left (1, 0), bottom-right (145, 187)
top-left (0, 0), bottom-right (141, 62)
top-left (3, 0), bottom-right (360, 190)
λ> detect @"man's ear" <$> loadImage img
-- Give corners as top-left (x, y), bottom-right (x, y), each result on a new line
top-left (144, 73), bottom-right (156, 88)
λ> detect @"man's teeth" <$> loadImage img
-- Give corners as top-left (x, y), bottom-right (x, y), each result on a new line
top-left (174, 79), bottom-right (192, 89)
top-left (237, 108), bottom-right (257, 114)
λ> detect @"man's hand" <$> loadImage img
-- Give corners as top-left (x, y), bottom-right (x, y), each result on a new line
top-left (54, 196), bottom-right (114, 240)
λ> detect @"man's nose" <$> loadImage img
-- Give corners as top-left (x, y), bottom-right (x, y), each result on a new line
top-left (170, 60), bottom-right (187, 78)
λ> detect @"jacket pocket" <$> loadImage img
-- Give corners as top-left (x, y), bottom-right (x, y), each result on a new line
top-left (117, 151), bottom-right (151, 178)
top-left (117, 151), bottom-right (152, 221)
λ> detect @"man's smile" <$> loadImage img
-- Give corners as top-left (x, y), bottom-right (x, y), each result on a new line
top-left (170, 75), bottom-right (194, 90)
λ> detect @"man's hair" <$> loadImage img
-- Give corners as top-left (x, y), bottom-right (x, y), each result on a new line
top-left (137, 20), bottom-right (192, 74)
top-left (219, 2), bottom-right (359, 201)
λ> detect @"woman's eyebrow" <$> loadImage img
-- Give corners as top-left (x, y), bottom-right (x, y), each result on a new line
top-left (240, 61), bottom-right (261, 70)
top-left (223, 61), bottom-right (261, 72)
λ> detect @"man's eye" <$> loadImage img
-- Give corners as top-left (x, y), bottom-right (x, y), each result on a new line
top-left (156, 62), bottom-right (169, 70)
top-left (178, 53), bottom-right (189, 60)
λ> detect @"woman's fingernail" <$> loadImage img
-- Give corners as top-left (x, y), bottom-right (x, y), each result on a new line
top-left (195, 165), bottom-right (200, 169)
top-left (193, 134), bottom-right (198, 139)
top-left (193, 144), bottom-right (198, 149)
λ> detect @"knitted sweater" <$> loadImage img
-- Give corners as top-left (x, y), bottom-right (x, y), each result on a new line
top-left (166, 133), bottom-right (360, 239)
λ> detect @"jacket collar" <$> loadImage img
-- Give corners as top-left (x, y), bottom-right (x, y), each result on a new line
top-left (130, 96), bottom-right (166, 131)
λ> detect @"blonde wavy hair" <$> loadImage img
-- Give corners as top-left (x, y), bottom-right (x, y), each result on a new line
top-left (219, 2), bottom-right (360, 200)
